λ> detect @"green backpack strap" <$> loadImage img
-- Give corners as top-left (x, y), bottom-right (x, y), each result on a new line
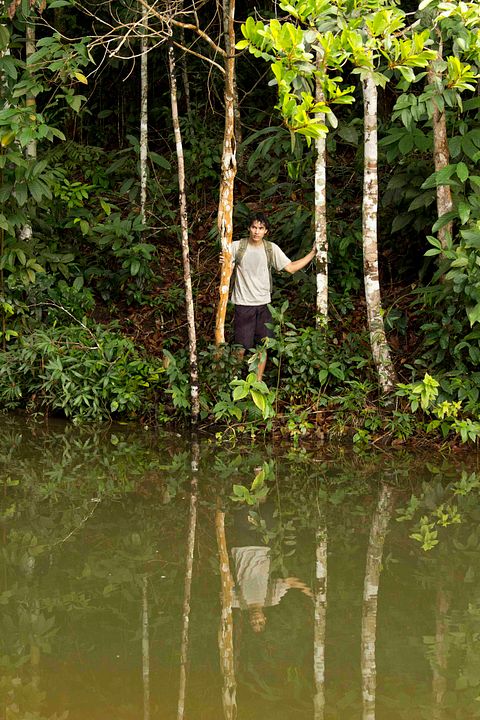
top-left (231, 238), bottom-right (274, 293)
top-left (264, 240), bottom-right (274, 293)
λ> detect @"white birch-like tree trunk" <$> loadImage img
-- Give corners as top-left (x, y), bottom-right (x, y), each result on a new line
top-left (177, 439), bottom-right (199, 720)
top-left (361, 483), bottom-right (395, 720)
top-left (168, 45), bottom-right (200, 424)
top-left (427, 39), bottom-right (453, 256)
top-left (362, 74), bottom-right (396, 394)
top-left (215, 0), bottom-right (237, 346)
top-left (19, 20), bottom-right (36, 242)
top-left (313, 516), bottom-right (328, 720)
top-left (314, 62), bottom-right (328, 326)
top-left (139, 1), bottom-right (148, 225)
top-left (142, 575), bottom-right (150, 720)
top-left (215, 507), bottom-right (237, 720)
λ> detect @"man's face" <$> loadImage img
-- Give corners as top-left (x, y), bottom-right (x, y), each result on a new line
top-left (249, 220), bottom-right (268, 244)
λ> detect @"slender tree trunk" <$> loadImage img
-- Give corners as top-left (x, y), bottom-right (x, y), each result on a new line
top-left (139, 1), bottom-right (149, 225)
top-left (215, 0), bottom-right (237, 346)
top-left (361, 483), bottom-right (395, 720)
top-left (19, 20), bottom-right (36, 242)
top-left (427, 39), bottom-right (453, 257)
top-left (362, 74), bottom-right (396, 394)
top-left (314, 62), bottom-right (328, 326)
top-left (215, 507), bottom-right (237, 719)
top-left (177, 439), bottom-right (199, 720)
top-left (223, 0), bottom-right (242, 158)
top-left (168, 45), bottom-right (200, 424)
top-left (142, 575), bottom-right (150, 720)
top-left (313, 515), bottom-right (328, 720)
top-left (432, 587), bottom-right (450, 720)
top-left (179, 28), bottom-right (192, 123)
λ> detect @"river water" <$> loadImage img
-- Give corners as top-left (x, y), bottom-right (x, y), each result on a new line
top-left (1, 415), bottom-right (480, 720)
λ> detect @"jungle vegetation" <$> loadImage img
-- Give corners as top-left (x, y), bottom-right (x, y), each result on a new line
top-left (1, 0), bottom-right (480, 445)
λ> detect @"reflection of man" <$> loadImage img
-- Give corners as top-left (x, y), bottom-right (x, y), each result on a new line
top-left (231, 544), bottom-right (313, 633)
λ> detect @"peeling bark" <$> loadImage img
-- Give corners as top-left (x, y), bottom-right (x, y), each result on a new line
top-left (427, 40), bottom-right (453, 257)
top-left (361, 484), bottom-right (395, 720)
top-left (314, 64), bottom-right (328, 326)
top-left (362, 74), bottom-right (396, 394)
top-left (215, 0), bottom-right (237, 346)
top-left (215, 507), bottom-right (237, 719)
top-left (168, 45), bottom-right (200, 424)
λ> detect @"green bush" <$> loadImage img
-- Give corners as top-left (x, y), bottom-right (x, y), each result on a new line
top-left (0, 324), bottom-right (164, 421)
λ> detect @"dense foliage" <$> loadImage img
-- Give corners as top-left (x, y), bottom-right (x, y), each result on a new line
top-left (1, 0), bottom-right (480, 444)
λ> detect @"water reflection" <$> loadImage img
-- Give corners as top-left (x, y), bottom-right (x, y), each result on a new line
top-left (1, 416), bottom-right (480, 719)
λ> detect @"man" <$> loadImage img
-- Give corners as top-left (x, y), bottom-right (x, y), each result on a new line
top-left (230, 212), bottom-right (315, 380)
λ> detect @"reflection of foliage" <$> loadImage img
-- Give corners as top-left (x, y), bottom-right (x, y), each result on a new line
top-left (0, 417), bottom-right (192, 719)
top-left (396, 470), bottom-right (480, 551)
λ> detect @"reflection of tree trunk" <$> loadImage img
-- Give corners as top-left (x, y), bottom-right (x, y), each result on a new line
top-left (168, 45), bottom-right (200, 424)
top-left (142, 575), bottom-right (150, 720)
top-left (314, 515), bottom-right (328, 720)
top-left (177, 439), bottom-right (199, 720)
top-left (432, 588), bottom-right (450, 720)
top-left (30, 608), bottom-right (40, 693)
top-left (361, 484), bottom-right (395, 720)
top-left (215, 507), bottom-right (237, 720)
top-left (362, 74), bottom-right (396, 394)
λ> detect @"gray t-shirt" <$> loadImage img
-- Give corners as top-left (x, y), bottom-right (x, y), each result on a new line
top-left (230, 240), bottom-right (291, 306)
top-left (230, 546), bottom-right (290, 609)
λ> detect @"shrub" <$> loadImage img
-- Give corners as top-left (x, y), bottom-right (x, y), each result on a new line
top-left (0, 324), bottom-right (164, 422)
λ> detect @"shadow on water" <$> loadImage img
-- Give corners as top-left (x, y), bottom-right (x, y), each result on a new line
top-left (1, 415), bottom-right (480, 719)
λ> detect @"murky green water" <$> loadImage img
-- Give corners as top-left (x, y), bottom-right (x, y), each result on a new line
top-left (1, 416), bottom-right (480, 720)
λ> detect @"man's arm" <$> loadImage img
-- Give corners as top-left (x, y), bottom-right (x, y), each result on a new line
top-left (284, 247), bottom-right (315, 274)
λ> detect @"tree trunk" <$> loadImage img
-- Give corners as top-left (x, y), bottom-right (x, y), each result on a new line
top-left (177, 440), bottom-right (199, 720)
top-left (313, 515), bottom-right (328, 720)
top-left (215, 507), bottom-right (237, 719)
top-left (139, 1), bottom-right (148, 226)
top-left (223, 0), bottom-right (242, 158)
top-left (427, 39), bottom-right (453, 257)
top-left (361, 483), bottom-right (395, 720)
top-left (19, 20), bottom-right (36, 242)
top-left (432, 587), bottom-right (450, 720)
top-left (362, 74), bottom-right (396, 394)
top-left (314, 62), bottom-right (328, 326)
top-left (168, 45), bottom-right (200, 424)
top-left (214, 0), bottom-right (237, 346)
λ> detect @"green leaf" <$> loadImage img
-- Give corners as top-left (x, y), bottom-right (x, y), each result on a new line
top-left (65, 94), bottom-right (83, 113)
top-left (250, 389), bottom-right (267, 416)
top-left (457, 201), bottom-right (471, 225)
top-left (467, 304), bottom-right (480, 327)
top-left (232, 484), bottom-right (249, 498)
top-left (233, 385), bottom-right (249, 401)
top-left (149, 152), bottom-right (171, 170)
top-left (130, 259), bottom-right (140, 276)
top-left (456, 162), bottom-right (469, 183)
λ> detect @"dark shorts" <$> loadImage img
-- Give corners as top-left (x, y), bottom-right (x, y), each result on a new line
top-left (234, 304), bottom-right (273, 350)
